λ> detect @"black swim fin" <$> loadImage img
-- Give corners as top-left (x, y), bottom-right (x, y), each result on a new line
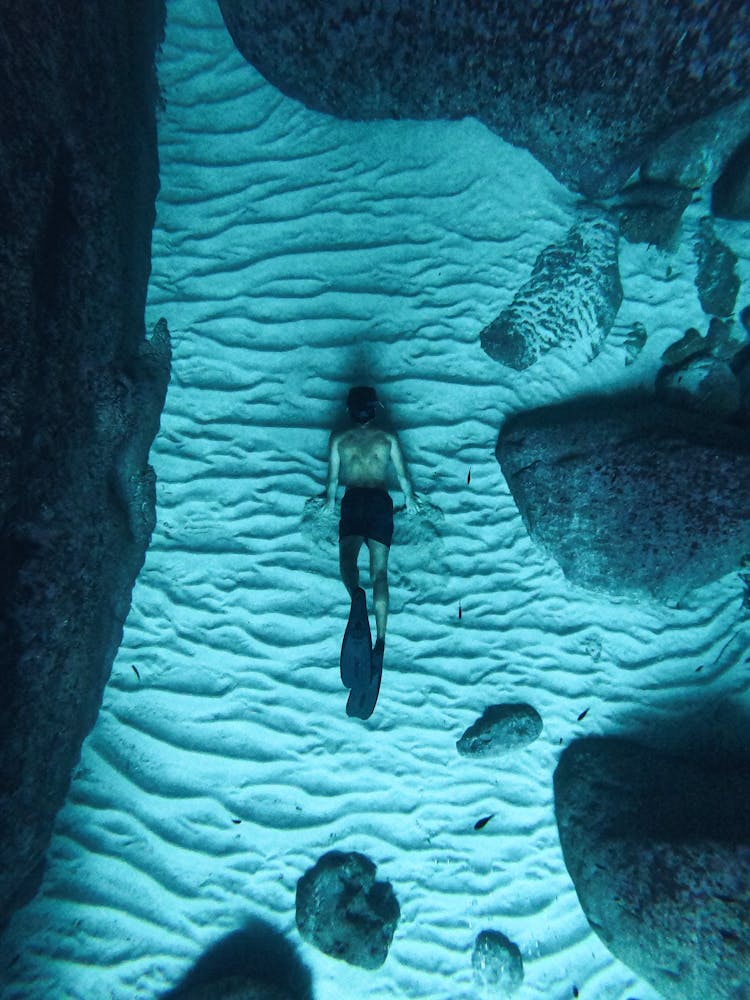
top-left (340, 588), bottom-right (371, 689)
top-left (346, 638), bottom-right (383, 721)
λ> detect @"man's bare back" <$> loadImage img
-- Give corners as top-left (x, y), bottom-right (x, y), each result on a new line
top-left (327, 425), bottom-right (414, 506)
top-left (334, 427), bottom-right (394, 490)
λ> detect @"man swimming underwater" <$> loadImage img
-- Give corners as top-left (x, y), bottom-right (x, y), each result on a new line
top-left (325, 386), bottom-right (418, 686)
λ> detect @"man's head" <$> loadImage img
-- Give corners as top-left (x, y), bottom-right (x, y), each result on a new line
top-left (347, 386), bottom-right (380, 425)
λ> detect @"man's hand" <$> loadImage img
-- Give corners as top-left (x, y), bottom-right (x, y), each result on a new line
top-left (404, 492), bottom-right (423, 514)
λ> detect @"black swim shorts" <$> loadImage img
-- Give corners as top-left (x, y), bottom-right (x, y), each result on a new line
top-left (339, 487), bottom-right (394, 548)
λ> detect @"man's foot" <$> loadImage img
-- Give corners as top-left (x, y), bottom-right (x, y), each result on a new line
top-left (371, 638), bottom-right (385, 679)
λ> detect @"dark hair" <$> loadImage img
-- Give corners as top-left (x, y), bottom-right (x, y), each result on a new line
top-left (347, 386), bottom-right (379, 424)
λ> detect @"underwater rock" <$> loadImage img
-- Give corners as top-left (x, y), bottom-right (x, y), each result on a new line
top-left (622, 322), bottom-right (648, 366)
top-left (694, 217), bottom-right (740, 318)
top-left (712, 133), bottom-right (750, 220)
top-left (554, 738), bottom-right (750, 1000)
top-left (472, 929), bottom-right (524, 996)
top-left (456, 704), bottom-right (542, 758)
top-left (296, 851), bottom-right (400, 969)
top-left (218, 0), bottom-right (750, 198)
top-left (496, 396), bottom-right (750, 602)
top-left (661, 326), bottom-right (709, 367)
top-left (614, 180), bottom-right (692, 249)
top-left (163, 921), bottom-right (313, 1000)
top-left (656, 355), bottom-right (741, 420)
top-left (642, 95), bottom-right (750, 191)
top-left (0, 2), bottom-right (166, 932)
top-left (480, 216), bottom-right (622, 370)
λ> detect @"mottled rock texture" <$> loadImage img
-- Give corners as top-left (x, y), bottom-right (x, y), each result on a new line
top-left (456, 704), bottom-right (542, 758)
top-left (480, 216), bottom-right (622, 370)
top-left (0, 0), bottom-right (167, 931)
top-left (694, 217), bottom-right (740, 318)
top-left (472, 929), bottom-right (524, 996)
top-left (218, 0), bottom-right (750, 197)
top-left (296, 851), bottom-right (400, 969)
top-left (496, 397), bottom-right (750, 602)
top-left (555, 738), bottom-right (750, 1000)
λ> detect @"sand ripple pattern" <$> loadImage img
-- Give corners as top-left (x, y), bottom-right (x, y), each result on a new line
top-left (2, 2), bottom-right (749, 999)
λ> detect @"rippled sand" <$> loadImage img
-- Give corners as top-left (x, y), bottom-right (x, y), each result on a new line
top-left (2, 2), bottom-right (749, 998)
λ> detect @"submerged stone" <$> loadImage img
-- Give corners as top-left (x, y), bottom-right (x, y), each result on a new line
top-left (472, 929), bottom-right (524, 996)
top-left (296, 851), bottom-right (399, 969)
top-left (555, 738), bottom-right (750, 1000)
top-left (694, 216), bottom-right (740, 318)
top-left (712, 133), bottom-right (750, 220)
top-left (480, 216), bottom-right (622, 370)
top-left (218, 0), bottom-right (750, 198)
top-left (457, 704), bottom-right (542, 758)
top-left (0, 2), bottom-right (167, 932)
top-left (496, 396), bottom-right (750, 602)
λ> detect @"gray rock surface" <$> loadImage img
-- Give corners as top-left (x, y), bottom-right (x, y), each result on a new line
top-left (0, 0), bottom-right (167, 931)
top-left (614, 180), bottom-right (692, 250)
top-left (554, 738), bottom-right (750, 1000)
top-left (713, 134), bottom-right (750, 220)
top-left (296, 851), bottom-right (400, 969)
top-left (657, 355), bottom-right (741, 420)
top-left (218, 0), bottom-right (750, 197)
top-left (472, 929), bottom-right (524, 996)
top-left (694, 217), bottom-right (740, 318)
top-left (457, 704), bottom-right (542, 758)
top-left (496, 397), bottom-right (750, 601)
top-left (480, 216), bottom-right (622, 370)
top-left (643, 95), bottom-right (750, 191)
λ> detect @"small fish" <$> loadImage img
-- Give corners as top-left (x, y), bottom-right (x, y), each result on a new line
top-left (232, 819), bottom-right (241, 825)
top-left (577, 707), bottom-right (590, 722)
top-left (131, 665), bottom-right (141, 682)
top-left (458, 602), bottom-right (462, 620)
top-left (474, 814), bottom-right (494, 830)
top-left (573, 988), bottom-right (579, 998)
top-left (695, 665), bottom-right (704, 673)
top-left (467, 468), bottom-right (472, 485)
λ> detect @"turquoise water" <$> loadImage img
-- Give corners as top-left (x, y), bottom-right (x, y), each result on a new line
top-left (1, 2), bottom-right (748, 998)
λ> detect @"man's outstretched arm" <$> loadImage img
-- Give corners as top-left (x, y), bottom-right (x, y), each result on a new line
top-left (325, 434), bottom-right (341, 509)
top-left (389, 434), bottom-right (418, 510)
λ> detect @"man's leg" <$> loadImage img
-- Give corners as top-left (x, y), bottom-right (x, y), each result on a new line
top-left (339, 535), bottom-right (364, 598)
top-left (368, 540), bottom-right (390, 643)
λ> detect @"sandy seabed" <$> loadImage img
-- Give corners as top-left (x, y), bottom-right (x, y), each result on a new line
top-left (2, 2), bottom-right (749, 998)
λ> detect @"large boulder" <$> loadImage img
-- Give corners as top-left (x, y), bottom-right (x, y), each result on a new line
top-left (496, 396), bottom-right (750, 602)
top-left (218, 0), bottom-right (750, 197)
top-left (0, 0), bottom-right (167, 931)
top-left (554, 738), bottom-right (750, 1000)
